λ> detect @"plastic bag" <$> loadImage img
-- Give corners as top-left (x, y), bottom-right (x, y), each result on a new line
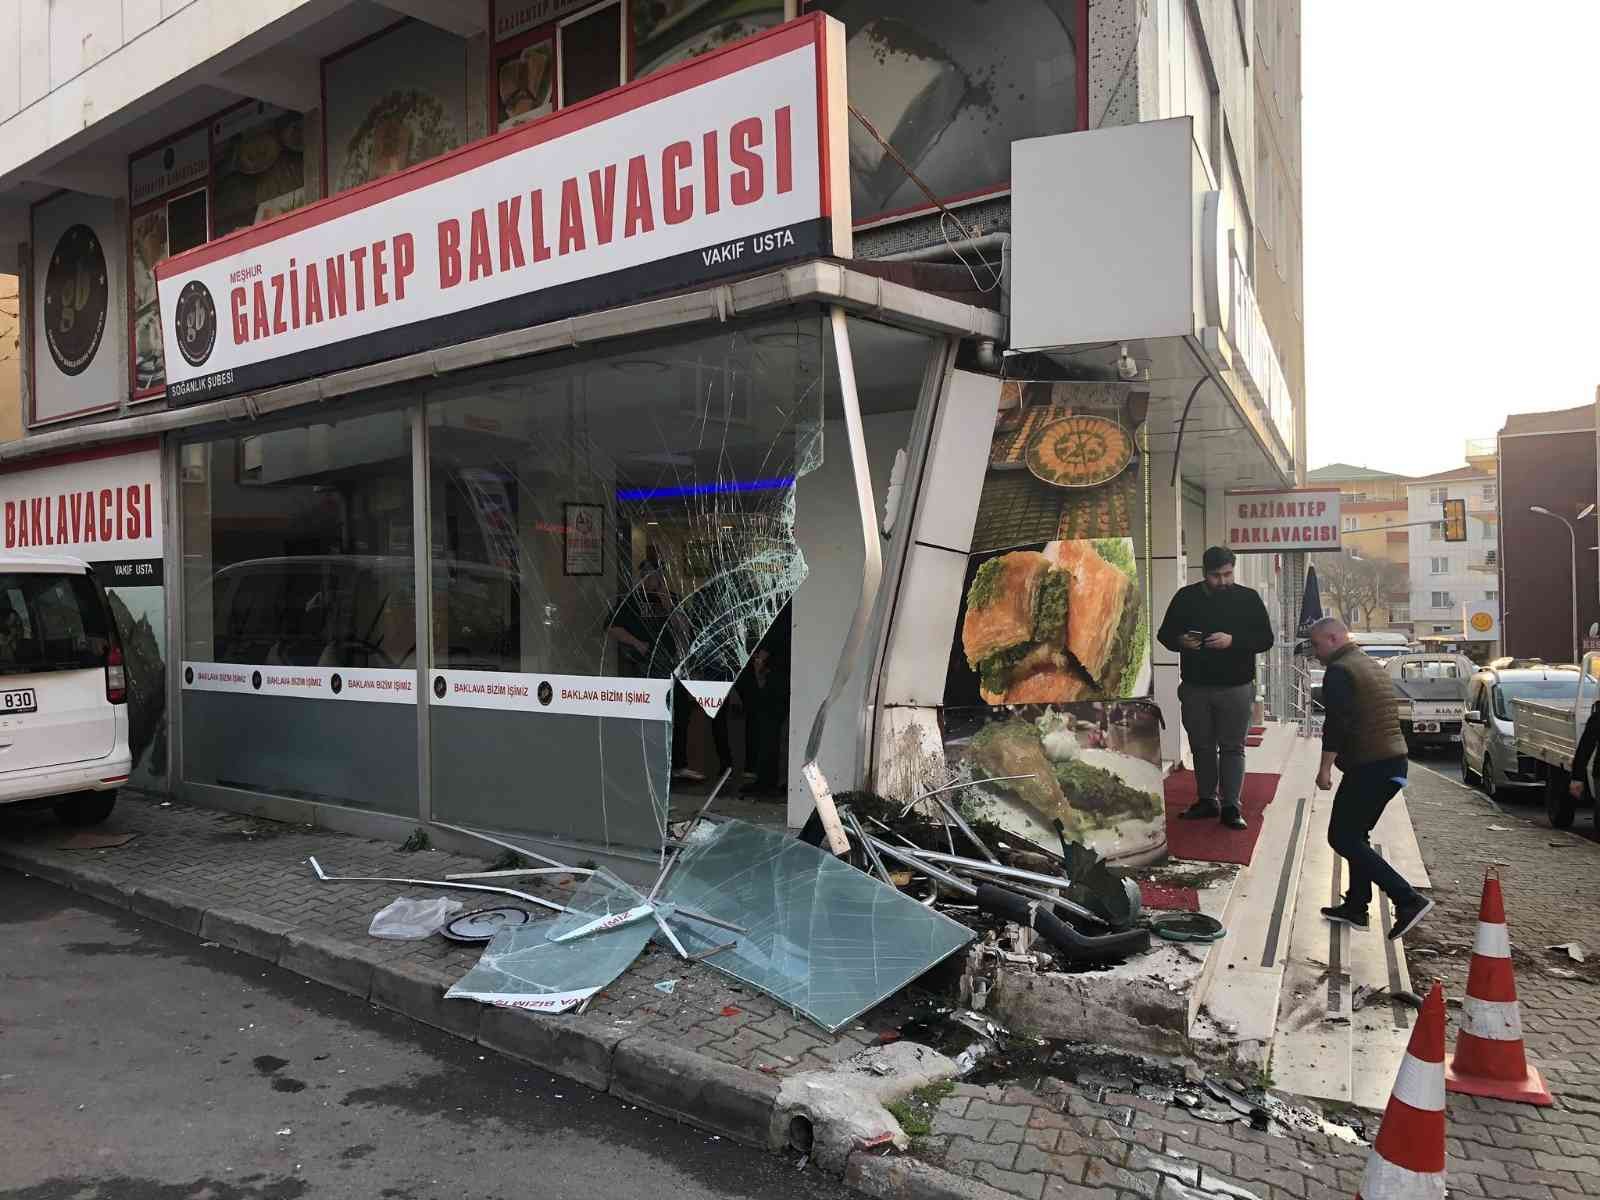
top-left (369, 895), bottom-right (464, 940)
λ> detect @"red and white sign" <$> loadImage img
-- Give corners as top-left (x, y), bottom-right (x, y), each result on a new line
top-left (431, 669), bottom-right (671, 720)
top-left (1224, 488), bottom-right (1343, 553)
top-left (0, 442), bottom-right (163, 583)
top-left (156, 15), bottom-right (849, 405)
top-left (181, 662), bottom-right (417, 703)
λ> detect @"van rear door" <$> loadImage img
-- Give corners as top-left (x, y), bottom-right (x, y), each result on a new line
top-left (0, 570), bottom-right (116, 772)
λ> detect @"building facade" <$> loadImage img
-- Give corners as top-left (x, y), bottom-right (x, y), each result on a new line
top-left (1406, 458), bottom-right (1500, 652)
top-left (1497, 405), bottom-right (1598, 663)
top-left (1305, 463), bottom-right (1411, 631)
top-left (0, 0), bottom-right (1304, 864)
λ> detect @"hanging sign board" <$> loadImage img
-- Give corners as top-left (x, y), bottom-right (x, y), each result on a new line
top-left (156, 14), bottom-right (851, 405)
top-left (1224, 487), bottom-right (1343, 553)
top-left (0, 442), bottom-right (163, 583)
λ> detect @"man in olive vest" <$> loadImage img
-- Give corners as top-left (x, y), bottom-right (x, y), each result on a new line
top-left (1308, 617), bottom-right (1433, 940)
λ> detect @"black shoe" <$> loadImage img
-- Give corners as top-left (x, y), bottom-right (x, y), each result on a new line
top-left (1180, 799), bottom-right (1220, 820)
top-left (1321, 903), bottom-right (1369, 930)
top-left (1388, 895), bottom-right (1435, 941)
top-left (1220, 806), bottom-right (1247, 830)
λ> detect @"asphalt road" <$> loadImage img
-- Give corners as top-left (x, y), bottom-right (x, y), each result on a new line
top-left (0, 872), bottom-right (856, 1200)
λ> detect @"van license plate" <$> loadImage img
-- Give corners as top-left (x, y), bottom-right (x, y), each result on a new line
top-left (1, 688), bottom-right (37, 714)
top-left (1414, 720), bottom-right (1440, 733)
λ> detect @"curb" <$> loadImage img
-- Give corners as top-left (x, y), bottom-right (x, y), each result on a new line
top-left (846, 1152), bottom-right (1018, 1200)
top-left (1, 846), bottom-right (986, 1199)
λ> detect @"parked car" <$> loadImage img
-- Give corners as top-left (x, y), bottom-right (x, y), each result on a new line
top-left (1511, 652), bottom-right (1600, 827)
top-left (1461, 663), bottom-right (1580, 802)
top-left (1386, 652), bottom-right (1473, 754)
top-left (0, 556), bottom-right (131, 826)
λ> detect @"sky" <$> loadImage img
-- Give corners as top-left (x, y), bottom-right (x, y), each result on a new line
top-left (1301, 4), bottom-right (1600, 478)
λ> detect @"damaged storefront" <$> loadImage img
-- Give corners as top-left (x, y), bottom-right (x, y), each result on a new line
top-left (0, 3), bottom-right (1307, 1055)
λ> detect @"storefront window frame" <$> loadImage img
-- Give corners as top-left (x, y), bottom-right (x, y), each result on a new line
top-left (159, 279), bottom-right (988, 851)
top-left (125, 95), bottom-right (312, 406)
top-left (126, 115), bottom-right (215, 405)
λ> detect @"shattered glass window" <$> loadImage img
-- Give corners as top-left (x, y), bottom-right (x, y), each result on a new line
top-left (660, 819), bottom-right (973, 1031)
top-left (426, 312), bottom-right (827, 852)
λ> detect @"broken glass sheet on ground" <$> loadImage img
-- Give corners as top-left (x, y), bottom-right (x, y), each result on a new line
top-left (658, 819), bottom-right (975, 1032)
top-left (446, 868), bottom-right (655, 1012)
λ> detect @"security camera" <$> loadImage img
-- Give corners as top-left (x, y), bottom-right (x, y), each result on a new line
top-left (1116, 345), bottom-right (1139, 381)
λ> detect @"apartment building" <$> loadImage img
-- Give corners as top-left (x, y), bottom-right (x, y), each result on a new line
top-left (1407, 456), bottom-right (1500, 650)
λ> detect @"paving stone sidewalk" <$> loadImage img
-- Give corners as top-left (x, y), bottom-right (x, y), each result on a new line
top-left (5, 765), bottom-right (1600, 1200)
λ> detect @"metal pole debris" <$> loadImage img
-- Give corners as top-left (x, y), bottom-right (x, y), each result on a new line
top-left (306, 856), bottom-right (568, 913)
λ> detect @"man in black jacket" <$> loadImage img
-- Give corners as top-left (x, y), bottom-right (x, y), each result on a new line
top-left (1567, 696), bottom-right (1600, 807)
top-left (1157, 546), bottom-right (1275, 829)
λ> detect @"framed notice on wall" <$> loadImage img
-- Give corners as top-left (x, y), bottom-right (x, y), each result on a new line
top-left (564, 502), bottom-right (604, 575)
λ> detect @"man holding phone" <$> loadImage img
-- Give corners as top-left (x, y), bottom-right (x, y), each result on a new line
top-left (1157, 547), bottom-right (1276, 829)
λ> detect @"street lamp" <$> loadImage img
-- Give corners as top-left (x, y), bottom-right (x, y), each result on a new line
top-left (1531, 505), bottom-right (1580, 662)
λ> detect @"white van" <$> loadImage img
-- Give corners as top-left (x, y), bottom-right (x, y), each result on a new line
top-left (0, 556), bottom-right (131, 825)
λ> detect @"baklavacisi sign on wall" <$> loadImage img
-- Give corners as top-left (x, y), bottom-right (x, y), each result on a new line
top-left (156, 15), bottom-right (850, 405)
top-left (0, 441), bottom-right (163, 583)
top-left (1223, 487), bottom-right (1343, 554)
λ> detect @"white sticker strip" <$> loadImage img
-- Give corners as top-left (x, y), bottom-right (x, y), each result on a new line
top-left (1461, 995), bottom-right (1524, 1042)
top-left (447, 988), bottom-right (598, 1013)
top-left (430, 669), bottom-right (671, 721)
top-left (548, 904), bottom-right (655, 944)
top-left (1359, 1153), bottom-right (1445, 1199)
top-left (181, 662), bottom-right (417, 704)
top-left (1473, 921), bottom-right (1511, 959)
top-left (1389, 1051), bottom-right (1446, 1112)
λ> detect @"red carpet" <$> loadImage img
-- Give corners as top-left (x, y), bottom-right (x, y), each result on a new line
top-left (1162, 770), bottom-right (1282, 865)
top-left (1139, 881), bottom-right (1200, 911)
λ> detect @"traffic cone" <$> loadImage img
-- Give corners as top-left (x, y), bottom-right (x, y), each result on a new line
top-left (1445, 869), bottom-right (1552, 1106)
top-left (1357, 981), bottom-right (1447, 1200)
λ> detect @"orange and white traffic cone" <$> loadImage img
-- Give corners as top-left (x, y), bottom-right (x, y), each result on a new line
top-left (1445, 868), bottom-right (1552, 1106)
top-left (1357, 980), bottom-right (1447, 1199)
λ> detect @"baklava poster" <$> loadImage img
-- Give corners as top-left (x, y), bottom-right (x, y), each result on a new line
top-left (945, 538), bottom-right (1152, 706)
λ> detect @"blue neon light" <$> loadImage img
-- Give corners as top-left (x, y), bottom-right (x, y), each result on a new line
top-left (616, 476), bottom-right (795, 502)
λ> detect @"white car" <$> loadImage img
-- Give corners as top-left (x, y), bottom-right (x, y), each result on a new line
top-left (0, 556), bottom-right (131, 825)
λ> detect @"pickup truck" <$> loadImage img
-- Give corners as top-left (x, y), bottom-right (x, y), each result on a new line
top-left (1509, 653), bottom-right (1598, 827)
top-left (1387, 652), bottom-right (1473, 754)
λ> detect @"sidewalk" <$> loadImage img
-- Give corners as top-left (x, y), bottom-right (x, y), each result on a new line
top-left (4, 766), bottom-right (1600, 1199)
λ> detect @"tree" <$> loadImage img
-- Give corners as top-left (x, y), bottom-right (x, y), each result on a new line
top-left (0, 278), bottom-right (16, 366)
top-left (1313, 551), bottom-right (1383, 629)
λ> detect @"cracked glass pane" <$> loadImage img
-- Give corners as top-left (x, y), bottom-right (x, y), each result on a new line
top-left (659, 818), bottom-right (974, 1032)
top-left (446, 915), bottom-right (654, 1014)
top-left (426, 312), bottom-right (826, 853)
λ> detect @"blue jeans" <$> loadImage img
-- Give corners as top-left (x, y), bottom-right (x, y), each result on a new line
top-left (1328, 756), bottom-right (1420, 913)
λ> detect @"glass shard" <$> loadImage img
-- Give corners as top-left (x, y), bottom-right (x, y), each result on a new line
top-left (659, 819), bottom-right (974, 1032)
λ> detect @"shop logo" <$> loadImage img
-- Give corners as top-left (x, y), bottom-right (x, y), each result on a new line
top-left (174, 280), bottom-right (217, 367)
top-left (1470, 611), bottom-right (1495, 633)
top-left (251, 670), bottom-right (263, 691)
top-left (184, 665), bottom-right (194, 685)
top-left (433, 675), bottom-right (447, 699)
top-left (537, 681), bottom-right (553, 706)
top-left (330, 673), bottom-right (343, 695)
top-left (43, 224), bottom-right (108, 377)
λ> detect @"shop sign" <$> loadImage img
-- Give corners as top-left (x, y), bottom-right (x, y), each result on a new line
top-left (1462, 603), bottom-right (1500, 643)
top-left (181, 662), bottom-right (418, 703)
top-left (431, 669), bottom-right (671, 720)
top-left (31, 192), bottom-right (125, 425)
top-left (494, 0), bottom-right (596, 41)
top-left (1224, 487), bottom-right (1342, 553)
top-left (131, 128), bottom-right (209, 207)
top-left (157, 15), bottom-right (850, 405)
top-left (0, 442), bottom-right (163, 583)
